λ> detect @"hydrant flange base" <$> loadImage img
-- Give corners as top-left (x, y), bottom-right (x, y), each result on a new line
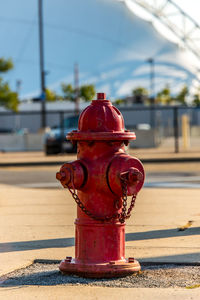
top-left (59, 258), bottom-right (141, 278)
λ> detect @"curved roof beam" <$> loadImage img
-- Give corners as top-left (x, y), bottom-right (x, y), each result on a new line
top-left (125, 0), bottom-right (200, 61)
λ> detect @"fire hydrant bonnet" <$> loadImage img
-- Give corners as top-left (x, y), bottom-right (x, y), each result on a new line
top-left (67, 93), bottom-right (136, 141)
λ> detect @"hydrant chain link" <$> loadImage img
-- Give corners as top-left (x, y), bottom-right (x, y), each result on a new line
top-left (119, 177), bottom-right (137, 223)
top-left (66, 183), bottom-right (120, 222)
top-left (126, 194), bottom-right (136, 218)
top-left (65, 176), bottom-right (137, 224)
top-left (120, 178), bottom-right (128, 223)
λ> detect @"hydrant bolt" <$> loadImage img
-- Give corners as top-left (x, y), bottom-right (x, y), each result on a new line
top-left (56, 171), bottom-right (66, 181)
top-left (57, 92), bottom-right (145, 278)
top-left (65, 256), bottom-right (72, 262)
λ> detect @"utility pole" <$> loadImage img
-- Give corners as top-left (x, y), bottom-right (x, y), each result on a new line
top-left (15, 80), bottom-right (22, 131)
top-left (147, 58), bottom-right (155, 128)
top-left (16, 80), bottom-right (22, 95)
top-left (74, 63), bottom-right (80, 115)
top-left (38, 0), bottom-right (46, 128)
top-left (174, 107), bottom-right (179, 153)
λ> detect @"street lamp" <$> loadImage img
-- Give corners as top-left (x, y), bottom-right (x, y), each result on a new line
top-left (147, 58), bottom-right (155, 127)
top-left (147, 57), bottom-right (155, 104)
top-left (38, 0), bottom-right (46, 128)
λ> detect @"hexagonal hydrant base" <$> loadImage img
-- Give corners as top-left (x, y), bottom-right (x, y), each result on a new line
top-left (59, 258), bottom-right (141, 278)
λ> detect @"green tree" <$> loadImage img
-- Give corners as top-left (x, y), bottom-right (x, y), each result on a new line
top-left (0, 57), bottom-right (19, 111)
top-left (45, 88), bottom-right (57, 102)
top-left (132, 87), bottom-right (148, 104)
top-left (192, 92), bottom-right (200, 106)
top-left (61, 83), bottom-right (95, 102)
top-left (61, 83), bottom-right (74, 101)
top-left (80, 84), bottom-right (95, 102)
top-left (0, 58), bottom-right (13, 72)
top-left (156, 85), bottom-right (172, 105)
top-left (0, 78), bottom-right (18, 111)
top-left (113, 98), bottom-right (125, 105)
top-left (175, 85), bottom-right (188, 105)
top-left (132, 87), bottom-right (148, 97)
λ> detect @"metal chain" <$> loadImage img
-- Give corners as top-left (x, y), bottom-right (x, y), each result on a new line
top-left (65, 175), bottom-right (137, 224)
top-left (119, 177), bottom-right (137, 223)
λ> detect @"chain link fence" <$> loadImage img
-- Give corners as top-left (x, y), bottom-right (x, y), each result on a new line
top-left (0, 106), bottom-right (199, 153)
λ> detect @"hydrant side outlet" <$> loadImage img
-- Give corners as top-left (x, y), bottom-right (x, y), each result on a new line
top-left (57, 93), bottom-right (145, 278)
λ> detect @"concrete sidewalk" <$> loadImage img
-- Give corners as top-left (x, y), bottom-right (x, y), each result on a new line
top-left (1, 149), bottom-right (200, 167)
top-left (1, 285), bottom-right (200, 300)
top-left (0, 183), bottom-right (200, 299)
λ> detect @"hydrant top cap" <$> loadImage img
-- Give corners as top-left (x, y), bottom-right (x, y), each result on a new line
top-left (67, 92), bottom-right (136, 141)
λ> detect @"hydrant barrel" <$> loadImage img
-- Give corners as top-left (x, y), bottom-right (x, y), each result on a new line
top-left (57, 93), bottom-right (145, 278)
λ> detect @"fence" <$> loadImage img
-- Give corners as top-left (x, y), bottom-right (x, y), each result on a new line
top-left (0, 105), bottom-right (199, 153)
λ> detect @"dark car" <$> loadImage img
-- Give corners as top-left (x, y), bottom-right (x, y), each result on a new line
top-left (0, 128), bottom-right (15, 133)
top-left (44, 115), bottom-right (79, 155)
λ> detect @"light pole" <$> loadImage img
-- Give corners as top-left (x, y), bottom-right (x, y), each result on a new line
top-left (16, 79), bottom-right (22, 95)
top-left (38, 0), bottom-right (46, 128)
top-left (147, 58), bottom-right (155, 128)
top-left (74, 63), bottom-right (80, 114)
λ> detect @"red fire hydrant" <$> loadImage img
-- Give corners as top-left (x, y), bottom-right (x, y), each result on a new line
top-left (56, 93), bottom-right (145, 278)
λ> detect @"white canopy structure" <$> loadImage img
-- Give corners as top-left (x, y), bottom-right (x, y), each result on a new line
top-left (121, 0), bottom-right (200, 96)
top-left (0, 0), bottom-right (200, 100)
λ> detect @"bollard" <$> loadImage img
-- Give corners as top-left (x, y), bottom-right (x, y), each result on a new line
top-left (182, 114), bottom-right (190, 150)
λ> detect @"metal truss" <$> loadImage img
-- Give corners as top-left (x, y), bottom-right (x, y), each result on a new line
top-left (127, 0), bottom-right (200, 62)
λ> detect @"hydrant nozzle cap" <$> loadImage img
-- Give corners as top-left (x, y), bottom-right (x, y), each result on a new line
top-left (97, 93), bottom-right (106, 100)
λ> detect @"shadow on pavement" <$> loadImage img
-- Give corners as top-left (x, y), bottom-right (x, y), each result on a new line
top-left (0, 238), bottom-right (75, 253)
top-left (139, 252), bottom-right (200, 264)
top-left (126, 227), bottom-right (200, 241)
top-left (1, 227), bottom-right (199, 253)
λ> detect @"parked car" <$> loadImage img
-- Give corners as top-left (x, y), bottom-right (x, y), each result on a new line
top-left (44, 115), bottom-right (79, 155)
top-left (0, 128), bottom-right (15, 134)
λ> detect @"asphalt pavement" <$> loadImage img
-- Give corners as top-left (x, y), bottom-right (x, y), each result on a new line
top-left (1, 162), bottom-right (200, 189)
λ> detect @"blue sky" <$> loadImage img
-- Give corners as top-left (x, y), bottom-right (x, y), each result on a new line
top-left (0, 0), bottom-right (198, 100)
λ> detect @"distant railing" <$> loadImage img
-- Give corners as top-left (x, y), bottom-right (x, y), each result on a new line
top-left (0, 106), bottom-right (200, 153)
